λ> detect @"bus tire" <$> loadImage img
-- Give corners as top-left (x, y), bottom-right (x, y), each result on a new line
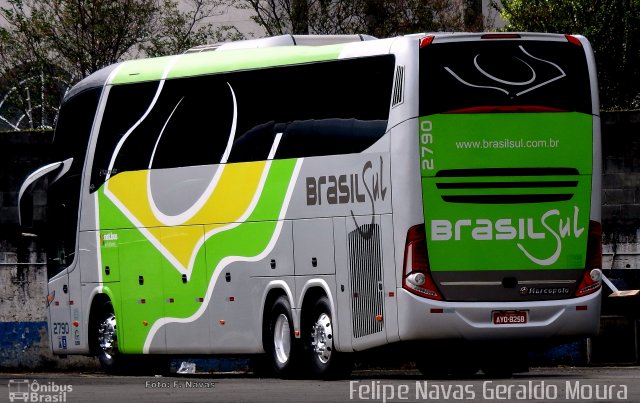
top-left (266, 296), bottom-right (301, 378)
top-left (93, 300), bottom-right (123, 373)
top-left (305, 296), bottom-right (352, 379)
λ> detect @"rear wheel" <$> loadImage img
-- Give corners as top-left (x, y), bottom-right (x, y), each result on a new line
top-left (266, 296), bottom-right (301, 378)
top-left (305, 296), bottom-right (352, 379)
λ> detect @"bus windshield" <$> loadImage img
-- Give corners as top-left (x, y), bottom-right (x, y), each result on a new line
top-left (419, 39), bottom-right (592, 115)
top-left (45, 88), bottom-right (99, 279)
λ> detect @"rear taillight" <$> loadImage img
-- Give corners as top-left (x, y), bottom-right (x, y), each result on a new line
top-left (565, 34), bottom-right (583, 47)
top-left (575, 220), bottom-right (602, 297)
top-left (402, 224), bottom-right (442, 300)
top-left (419, 35), bottom-right (435, 48)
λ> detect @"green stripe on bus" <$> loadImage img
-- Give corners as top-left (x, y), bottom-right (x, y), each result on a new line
top-left (111, 45), bottom-right (345, 85)
top-left (98, 159), bottom-right (298, 352)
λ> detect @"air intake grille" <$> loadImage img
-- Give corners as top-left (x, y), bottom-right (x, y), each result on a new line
top-left (435, 168), bottom-right (580, 204)
top-left (392, 66), bottom-right (405, 107)
top-left (348, 224), bottom-right (384, 339)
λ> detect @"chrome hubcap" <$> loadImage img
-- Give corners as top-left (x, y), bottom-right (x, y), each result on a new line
top-left (98, 313), bottom-right (117, 360)
top-left (311, 313), bottom-right (333, 364)
top-left (273, 314), bottom-right (291, 364)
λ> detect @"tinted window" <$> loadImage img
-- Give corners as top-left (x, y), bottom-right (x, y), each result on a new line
top-left (149, 81), bottom-right (234, 169)
top-left (420, 41), bottom-right (592, 115)
top-left (272, 119), bottom-right (388, 160)
top-left (90, 81), bottom-right (158, 192)
top-left (90, 55), bottom-right (395, 192)
top-left (53, 88), bottom-right (101, 175)
top-left (228, 119), bottom-right (388, 161)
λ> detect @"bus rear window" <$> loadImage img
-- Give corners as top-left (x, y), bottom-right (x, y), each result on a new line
top-left (419, 40), bottom-right (592, 115)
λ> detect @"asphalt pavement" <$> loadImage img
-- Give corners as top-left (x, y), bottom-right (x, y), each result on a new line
top-left (1, 366), bottom-right (639, 403)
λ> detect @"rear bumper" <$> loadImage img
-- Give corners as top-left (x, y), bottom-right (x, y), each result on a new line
top-left (397, 288), bottom-right (601, 341)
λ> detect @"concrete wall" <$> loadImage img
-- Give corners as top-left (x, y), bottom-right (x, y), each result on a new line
top-left (0, 249), bottom-right (100, 370)
top-left (0, 131), bottom-right (99, 370)
top-left (0, 131), bottom-right (52, 230)
top-left (602, 111), bottom-right (640, 275)
top-left (1, 111), bottom-right (640, 369)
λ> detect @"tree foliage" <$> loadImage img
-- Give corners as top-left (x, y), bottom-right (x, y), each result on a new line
top-left (2, 0), bottom-right (159, 79)
top-left (0, 0), bottom-right (158, 129)
top-left (0, 0), bottom-right (242, 130)
top-left (240, 0), bottom-right (472, 38)
top-left (494, 0), bottom-right (640, 110)
top-left (144, 0), bottom-right (245, 57)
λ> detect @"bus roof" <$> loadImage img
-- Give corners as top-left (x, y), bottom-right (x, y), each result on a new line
top-left (110, 43), bottom-right (347, 85)
top-left (65, 35), bottom-right (381, 100)
top-left (64, 32), bottom-right (585, 102)
top-left (63, 42), bottom-right (349, 101)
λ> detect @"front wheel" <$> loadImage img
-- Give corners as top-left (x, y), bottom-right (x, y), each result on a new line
top-left (305, 296), bottom-right (352, 379)
top-left (93, 300), bottom-right (171, 375)
top-left (94, 301), bottom-right (123, 373)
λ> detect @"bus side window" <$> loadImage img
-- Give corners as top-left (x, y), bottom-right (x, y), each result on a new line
top-left (227, 121), bottom-right (279, 163)
top-left (148, 79), bottom-right (234, 170)
top-left (228, 55), bottom-right (395, 163)
top-left (90, 82), bottom-right (158, 192)
top-left (91, 54), bottom-right (396, 177)
top-left (275, 119), bottom-right (388, 159)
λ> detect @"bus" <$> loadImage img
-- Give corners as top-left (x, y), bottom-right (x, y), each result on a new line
top-left (19, 32), bottom-right (602, 378)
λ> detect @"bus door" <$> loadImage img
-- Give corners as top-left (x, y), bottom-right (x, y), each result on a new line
top-left (18, 159), bottom-right (75, 353)
top-left (47, 270), bottom-right (72, 353)
top-left (46, 170), bottom-right (81, 354)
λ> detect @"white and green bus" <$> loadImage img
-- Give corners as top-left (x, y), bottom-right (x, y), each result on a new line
top-left (20, 32), bottom-right (602, 378)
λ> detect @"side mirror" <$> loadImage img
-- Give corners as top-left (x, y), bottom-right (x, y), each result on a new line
top-left (18, 158), bottom-right (73, 227)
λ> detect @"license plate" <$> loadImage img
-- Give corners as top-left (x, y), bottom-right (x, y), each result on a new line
top-left (492, 310), bottom-right (528, 325)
